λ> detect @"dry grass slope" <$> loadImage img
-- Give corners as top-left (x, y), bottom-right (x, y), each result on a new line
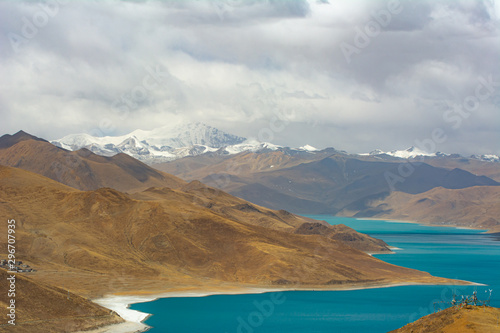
top-left (0, 268), bottom-right (123, 333)
top-left (294, 222), bottom-right (392, 253)
top-left (0, 133), bottom-right (185, 192)
top-left (341, 186), bottom-right (500, 232)
top-left (389, 306), bottom-right (500, 333)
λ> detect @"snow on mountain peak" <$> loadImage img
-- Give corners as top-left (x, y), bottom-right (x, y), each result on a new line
top-left (363, 146), bottom-right (436, 159)
top-left (223, 139), bottom-right (281, 155)
top-left (471, 154), bottom-right (500, 162)
top-left (51, 122), bottom-right (248, 163)
top-left (51, 123), bottom-right (499, 165)
top-left (390, 146), bottom-right (435, 158)
top-left (298, 144), bottom-right (319, 152)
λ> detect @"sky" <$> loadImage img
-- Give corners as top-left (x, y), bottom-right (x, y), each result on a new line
top-left (0, 0), bottom-right (499, 155)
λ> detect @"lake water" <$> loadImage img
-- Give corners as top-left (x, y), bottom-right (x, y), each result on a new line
top-left (130, 217), bottom-right (500, 332)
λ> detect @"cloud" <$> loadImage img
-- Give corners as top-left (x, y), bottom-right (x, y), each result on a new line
top-left (0, 0), bottom-right (498, 155)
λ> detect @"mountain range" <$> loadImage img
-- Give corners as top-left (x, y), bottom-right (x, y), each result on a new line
top-left (51, 122), bottom-right (249, 164)
top-left (156, 148), bottom-right (500, 215)
top-left (51, 122), bottom-right (500, 164)
top-left (152, 136), bottom-right (500, 232)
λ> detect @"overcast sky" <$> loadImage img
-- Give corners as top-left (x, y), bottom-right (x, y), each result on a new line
top-left (0, 0), bottom-right (499, 155)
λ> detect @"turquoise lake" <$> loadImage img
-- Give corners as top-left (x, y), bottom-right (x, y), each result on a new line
top-left (130, 217), bottom-right (500, 332)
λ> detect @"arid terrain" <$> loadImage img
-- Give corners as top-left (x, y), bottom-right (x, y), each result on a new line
top-left (0, 268), bottom-right (123, 333)
top-left (339, 186), bottom-right (500, 233)
top-left (0, 132), bottom-right (491, 332)
top-left (390, 306), bottom-right (500, 333)
top-left (0, 131), bottom-right (185, 192)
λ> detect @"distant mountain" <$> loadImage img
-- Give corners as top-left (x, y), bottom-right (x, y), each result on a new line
top-left (154, 150), bottom-right (500, 216)
top-left (51, 123), bottom-right (499, 166)
top-left (363, 146), bottom-right (439, 159)
top-left (340, 186), bottom-right (500, 232)
top-left (51, 122), bottom-right (332, 164)
top-left (0, 130), bottom-right (185, 192)
top-left (365, 146), bottom-right (500, 163)
top-left (52, 122), bottom-right (248, 163)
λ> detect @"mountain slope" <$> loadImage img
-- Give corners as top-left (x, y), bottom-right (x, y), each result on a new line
top-left (389, 306), bottom-right (500, 333)
top-left (340, 186), bottom-right (500, 232)
top-left (0, 165), bottom-right (464, 299)
top-left (423, 156), bottom-right (500, 182)
top-left (0, 268), bottom-right (123, 333)
top-left (294, 223), bottom-right (392, 253)
top-left (0, 130), bottom-right (47, 149)
top-left (0, 131), bottom-right (185, 192)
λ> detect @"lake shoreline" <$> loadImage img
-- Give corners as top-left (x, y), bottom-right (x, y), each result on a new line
top-left (354, 217), bottom-right (494, 233)
top-left (81, 218), bottom-right (491, 333)
top-left (87, 279), bottom-right (482, 333)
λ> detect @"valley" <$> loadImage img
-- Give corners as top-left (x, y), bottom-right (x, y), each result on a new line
top-left (0, 131), bottom-right (483, 332)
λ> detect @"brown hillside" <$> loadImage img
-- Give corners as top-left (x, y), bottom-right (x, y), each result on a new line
top-left (424, 156), bottom-right (500, 182)
top-left (0, 132), bottom-right (185, 192)
top-left (0, 268), bottom-right (123, 333)
top-left (341, 186), bottom-right (500, 233)
top-left (389, 306), bottom-right (500, 333)
top-left (0, 165), bottom-right (465, 299)
top-left (294, 223), bottom-right (392, 253)
top-left (131, 181), bottom-right (390, 253)
top-left (155, 150), bottom-right (326, 182)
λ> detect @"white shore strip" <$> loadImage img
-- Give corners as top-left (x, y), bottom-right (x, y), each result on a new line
top-left (88, 288), bottom-right (282, 333)
top-left (85, 280), bottom-right (484, 333)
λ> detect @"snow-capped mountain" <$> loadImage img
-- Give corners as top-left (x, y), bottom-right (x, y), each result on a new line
top-left (363, 146), bottom-right (442, 159)
top-left (52, 122), bottom-right (500, 165)
top-left (297, 144), bottom-right (319, 152)
top-left (52, 122), bottom-right (248, 163)
top-left (53, 122), bottom-right (305, 164)
top-left (362, 147), bottom-right (500, 163)
top-left (470, 154), bottom-right (500, 162)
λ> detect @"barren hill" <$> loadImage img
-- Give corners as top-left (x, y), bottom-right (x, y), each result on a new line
top-left (0, 131), bottom-right (185, 192)
top-left (423, 156), bottom-right (500, 182)
top-left (0, 165), bottom-right (464, 299)
top-left (294, 223), bottom-right (391, 253)
top-left (389, 306), bottom-right (500, 333)
top-left (340, 186), bottom-right (500, 233)
top-left (0, 268), bottom-right (123, 333)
